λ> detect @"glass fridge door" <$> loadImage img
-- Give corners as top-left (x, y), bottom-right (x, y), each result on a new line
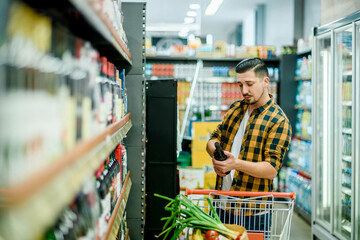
top-left (355, 21), bottom-right (360, 240)
top-left (314, 34), bottom-right (332, 229)
top-left (334, 25), bottom-right (353, 239)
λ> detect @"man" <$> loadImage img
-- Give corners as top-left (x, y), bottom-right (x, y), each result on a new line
top-left (206, 58), bottom-right (292, 234)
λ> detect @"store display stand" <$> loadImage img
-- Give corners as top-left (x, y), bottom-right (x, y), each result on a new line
top-left (0, 1), bottom-right (146, 240)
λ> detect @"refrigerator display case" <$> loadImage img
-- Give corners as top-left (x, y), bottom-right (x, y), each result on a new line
top-left (312, 11), bottom-right (360, 240)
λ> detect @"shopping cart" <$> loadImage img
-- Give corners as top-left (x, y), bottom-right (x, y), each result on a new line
top-left (184, 189), bottom-right (296, 240)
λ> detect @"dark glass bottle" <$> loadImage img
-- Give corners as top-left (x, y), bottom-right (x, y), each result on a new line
top-left (213, 142), bottom-right (230, 174)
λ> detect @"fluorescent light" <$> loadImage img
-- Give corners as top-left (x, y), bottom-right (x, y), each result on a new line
top-left (187, 11), bottom-right (197, 17)
top-left (205, 0), bottom-right (224, 16)
top-left (184, 17), bottom-right (195, 24)
top-left (189, 4), bottom-right (200, 10)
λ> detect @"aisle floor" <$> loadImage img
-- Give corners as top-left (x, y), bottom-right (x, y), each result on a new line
top-left (290, 212), bottom-right (311, 239)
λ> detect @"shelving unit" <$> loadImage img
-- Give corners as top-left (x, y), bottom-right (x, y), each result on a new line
top-left (0, 1), bottom-right (147, 239)
top-left (122, 3), bottom-right (147, 240)
top-left (0, 115), bottom-right (132, 240)
top-left (280, 51), bottom-right (312, 221)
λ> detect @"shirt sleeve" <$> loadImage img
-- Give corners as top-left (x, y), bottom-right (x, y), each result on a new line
top-left (209, 121), bottom-right (223, 142)
top-left (263, 119), bottom-right (292, 171)
top-left (209, 101), bottom-right (238, 142)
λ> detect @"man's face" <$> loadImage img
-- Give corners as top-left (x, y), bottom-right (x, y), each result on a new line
top-left (236, 70), bottom-right (269, 105)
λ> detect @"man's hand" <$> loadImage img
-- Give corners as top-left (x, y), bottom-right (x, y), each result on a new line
top-left (212, 151), bottom-right (238, 176)
top-left (212, 150), bottom-right (278, 179)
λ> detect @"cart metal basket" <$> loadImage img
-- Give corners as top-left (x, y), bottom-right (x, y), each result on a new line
top-left (184, 189), bottom-right (296, 240)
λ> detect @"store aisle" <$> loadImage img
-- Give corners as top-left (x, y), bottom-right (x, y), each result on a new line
top-left (290, 213), bottom-right (311, 239)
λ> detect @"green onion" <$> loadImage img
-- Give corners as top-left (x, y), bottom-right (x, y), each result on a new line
top-left (154, 193), bottom-right (240, 239)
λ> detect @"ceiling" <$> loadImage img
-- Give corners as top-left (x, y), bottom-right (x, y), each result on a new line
top-left (124, 0), bottom-right (269, 36)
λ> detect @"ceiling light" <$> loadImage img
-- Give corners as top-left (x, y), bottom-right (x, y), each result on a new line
top-left (187, 11), bottom-right (197, 17)
top-left (205, 0), bottom-right (224, 16)
top-left (189, 4), bottom-right (200, 10)
top-left (184, 17), bottom-right (195, 24)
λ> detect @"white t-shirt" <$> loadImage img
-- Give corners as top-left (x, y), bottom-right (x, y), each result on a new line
top-left (221, 108), bottom-right (250, 191)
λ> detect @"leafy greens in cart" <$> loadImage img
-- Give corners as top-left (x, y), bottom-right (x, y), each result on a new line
top-left (154, 193), bottom-right (240, 240)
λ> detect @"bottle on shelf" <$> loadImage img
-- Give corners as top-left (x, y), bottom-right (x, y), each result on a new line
top-left (0, 1), bottom-right (128, 188)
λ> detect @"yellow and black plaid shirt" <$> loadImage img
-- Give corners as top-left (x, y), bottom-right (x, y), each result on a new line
top-left (210, 95), bottom-right (292, 193)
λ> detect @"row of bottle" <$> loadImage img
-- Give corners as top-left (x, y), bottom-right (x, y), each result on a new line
top-left (201, 66), bottom-right (236, 78)
top-left (268, 82), bottom-right (278, 103)
top-left (146, 63), bottom-right (280, 81)
top-left (177, 81), bottom-right (191, 106)
top-left (342, 106), bottom-right (352, 129)
top-left (96, 0), bottom-right (128, 48)
top-left (296, 80), bottom-right (312, 108)
top-left (341, 161), bottom-right (351, 189)
top-left (295, 110), bottom-right (312, 139)
top-left (0, 3), bottom-right (127, 187)
top-left (221, 83), bottom-right (243, 106)
top-left (286, 168), bottom-right (312, 215)
top-left (288, 138), bottom-right (312, 174)
top-left (342, 81), bottom-right (352, 102)
top-left (295, 55), bottom-right (312, 79)
top-left (341, 194), bottom-right (351, 222)
top-left (44, 144), bottom-right (128, 240)
top-left (196, 83), bottom-right (222, 106)
top-left (342, 134), bottom-right (352, 156)
top-left (177, 81), bottom-right (277, 110)
top-left (202, 65), bottom-right (279, 80)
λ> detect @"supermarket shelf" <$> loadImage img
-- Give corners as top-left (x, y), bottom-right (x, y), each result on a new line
top-left (295, 105), bottom-right (312, 110)
top-left (295, 77), bottom-right (311, 81)
top-left (342, 155), bottom-right (352, 162)
top-left (343, 70), bottom-right (352, 76)
top-left (0, 114), bottom-right (132, 240)
top-left (200, 77), bottom-right (237, 83)
top-left (342, 128), bottom-right (352, 135)
top-left (149, 76), bottom-right (277, 83)
top-left (290, 164), bottom-right (311, 179)
top-left (342, 101), bottom-right (352, 106)
top-left (104, 173), bottom-right (132, 240)
top-left (146, 55), bottom-right (280, 62)
top-left (294, 204), bottom-right (312, 225)
top-left (342, 186), bottom-right (352, 196)
top-left (297, 49), bottom-right (312, 56)
top-left (342, 224), bottom-right (351, 234)
top-left (192, 105), bottom-right (229, 112)
top-left (208, 105), bottom-right (229, 111)
top-left (22, 0), bottom-right (132, 66)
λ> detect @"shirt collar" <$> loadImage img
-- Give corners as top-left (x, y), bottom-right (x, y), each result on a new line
top-left (241, 94), bottom-right (274, 114)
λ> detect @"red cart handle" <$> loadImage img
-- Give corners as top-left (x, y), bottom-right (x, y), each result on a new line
top-left (185, 189), bottom-right (296, 201)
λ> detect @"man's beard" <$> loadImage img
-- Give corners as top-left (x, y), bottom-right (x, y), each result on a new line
top-left (244, 87), bottom-right (265, 105)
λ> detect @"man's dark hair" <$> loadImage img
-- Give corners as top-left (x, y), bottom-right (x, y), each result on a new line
top-left (235, 57), bottom-right (269, 79)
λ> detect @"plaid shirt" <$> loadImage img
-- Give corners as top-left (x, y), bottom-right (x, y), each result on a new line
top-left (210, 95), bottom-right (291, 193)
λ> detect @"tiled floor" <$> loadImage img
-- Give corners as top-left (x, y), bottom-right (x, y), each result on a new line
top-left (290, 212), bottom-right (312, 239)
